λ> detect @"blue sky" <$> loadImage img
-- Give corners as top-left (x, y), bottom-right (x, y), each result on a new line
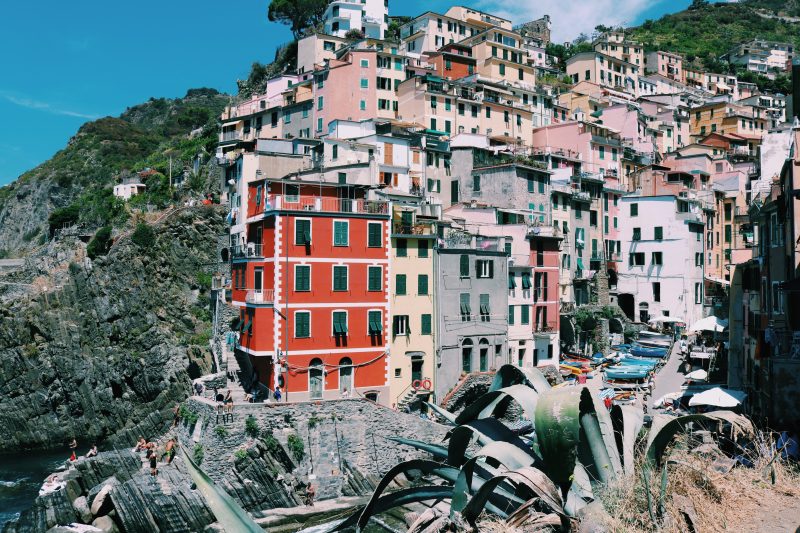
top-left (0, 0), bottom-right (698, 186)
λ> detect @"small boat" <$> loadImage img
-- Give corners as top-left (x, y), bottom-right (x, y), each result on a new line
top-left (602, 378), bottom-right (649, 390)
top-left (560, 364), bottom-right (583, 376)
top-left (611, 344), bottom-right (631, 352)
top-left (637, 338), bottom-right (672, 349)
top-left (618, 356), bottom-right (659, 368)
top-left (630, 344), bottom-right (668, 358)
top-left (604, 367), bottom-right (650, 380)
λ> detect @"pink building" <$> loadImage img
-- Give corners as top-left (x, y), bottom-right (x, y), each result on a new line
top-left (646, 51), bottom-right (684, 83)
top-left (532, 121), bottom-right (622, 177)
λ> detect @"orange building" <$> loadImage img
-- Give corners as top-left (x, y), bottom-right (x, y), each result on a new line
top-left (231, 180), bottom-right (392, 404)
top-left (423, 43), bottom-right (476, 80)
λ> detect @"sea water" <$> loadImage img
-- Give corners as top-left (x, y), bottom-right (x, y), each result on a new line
top-left (0, 450), bottom-right (70, 528)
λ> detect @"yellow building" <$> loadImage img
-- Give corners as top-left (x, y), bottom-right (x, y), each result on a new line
top-left (388, 203), bottom-right (438, 410)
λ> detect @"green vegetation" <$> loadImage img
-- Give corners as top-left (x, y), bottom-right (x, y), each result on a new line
top-left (214, 425), bottom-right (229, 438)
top-left (131, 223), bottom-right (155, 248)
top-left (261, 431), bottom-right (282, 455)
top-left (179, 404), bottom-right (200, 427)
top-left (234, 448), bottom-right (249, 461)
top-left (193, 443), bottom-right (205, 465)
top-left (307, 415), bottom-right (320, 429)
top-left (48, 205), bottom-right (81, 235)
top-left (286, 433), bottom-right (305, 462)
top-left (195, 272), bottom-right (213, 291)
top-left (245, 415), bottom-right (260, 438)
top-left (86, 226), bottom-right (113, 260)
top-left (267, 0), bottom-right (328, 39)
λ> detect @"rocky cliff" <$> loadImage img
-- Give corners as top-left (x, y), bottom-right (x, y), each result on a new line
top-left (0, 206), bottom-right (226, 452)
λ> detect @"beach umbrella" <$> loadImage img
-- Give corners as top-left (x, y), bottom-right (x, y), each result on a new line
top-left (685, 369), bottom-right (708, 381)
top-left (688, 316), bottom-right (728, 333)
top-left (688, 387), bottom-right (746, 408)
top-left (648, 315), bottom-right (684, 324)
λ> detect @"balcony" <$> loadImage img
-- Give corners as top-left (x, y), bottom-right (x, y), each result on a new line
top-left (253, 195), bottom-right (389, 217)
top-left (439, 230), bottom-right (501, 252)
top-left (392, 221), bottom-right (435, 236)
top-left (232, 243), bottom-right (264, 259)
top-left (245, 289), bottom-right (275, 305)
top-left (221, 130), bottom-right (242, 142)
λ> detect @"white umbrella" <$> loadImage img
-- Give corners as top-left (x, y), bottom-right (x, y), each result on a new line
top-left (648, 315), bottom-right (683, 324)
top-left (653, 391), bottom-right (682, 408)
top-left (688, 387), bottom-right (746, 408)
top-left (688, 316), bottom-right (728, 333)
top-left (685, 369), bottom-right (708, 381)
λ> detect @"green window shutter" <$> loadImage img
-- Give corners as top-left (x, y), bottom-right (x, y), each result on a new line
top-left (460, 293), bottom-right (471, 316)
top-left (397, 239), bottom-right (407, 257)
top-left (296, 219), bottom-right (311, 244)
top-left (368, 266), bottom-right (382, 291)
top-left (333, 312), bottom-right (347, 334)
top-left (654, 226), bottom-right (663, 240)
top-left (368, 223), bottom-right (382, 247)
top-left (396, 274), bottom-right (406, 295)
top-left (334, 221), bottom-right (349, 246)
top-left (528, 179), bottom-right (534, 193)
top-left (460, 255), bottom-right (469, 277)
top-left (418, 240), bottom-right (429, 258)
top-left (521, 273), bottom-right (532, 289)
top-left (508, 274), bottom-right (516, 289)
top-left (479, 294), bottom-right (490, 315)
top-left (296, 266), bottom-right (310, 291)
top-left (333, 266), bottom-right (348, 291)
top-left (418, 274), bottom-right (428, 295)
top-left (508, 305), bottom-right (514, 325)
top-left (295, 313), bottom-right (310, 337)
top-left (421, 314), bottom-right (432, 335)
top-left (521, 305), bottom-right (530, 324)
top-left (368, 310), bottom-right (382, 334)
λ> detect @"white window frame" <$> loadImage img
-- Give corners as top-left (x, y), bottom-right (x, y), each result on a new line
top-left (367, 221), bottom-right (383, 248)
top-left (294, 264), bottom-right (312, 292)
top-left (294, 310), bottom-right (311, 338)
top-left (476, 259), bottom-right (491, 278)
top-left (367, 265), bottom-right (383, 291)
top-left (332, 264), bottom-right (349, 292)
top-left (394, 314), bottom-right (409, 336)
top-left (295, 217), bottom-right (312, 245)
top-left (367, 308), bottom-right (383, 335)
top-left (360, 59), bottom-right (369, 67)
top-left (332, 219), bottom-right (350, 247)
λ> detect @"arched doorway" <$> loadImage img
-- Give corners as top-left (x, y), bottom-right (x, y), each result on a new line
top-left (339, 357), bottom-right (353, 394)
top-left (461, 339), bottom-right (473, 373)
top-left (309, 358), bottom-right (324, 399)
top-left (638, 302), bottom-right (649, 323)
top-left (618, 293), bottom-right (635, 321)
top-left (479, 338), bottom-right (490, 372)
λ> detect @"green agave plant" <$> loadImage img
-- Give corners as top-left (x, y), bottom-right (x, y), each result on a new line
top-left (334, 364), bottom-right (754, 532)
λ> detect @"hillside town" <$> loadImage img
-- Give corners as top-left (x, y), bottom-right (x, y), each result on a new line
top-left (210, 1), bottom-right (800, 430)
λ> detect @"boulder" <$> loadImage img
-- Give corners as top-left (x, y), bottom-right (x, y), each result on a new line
top-left (91, 516), bottom-right (120, 533)
top-left (90, 484), bottom-right (115, 516)
top-left (72, 495), bottom-right (93, 523)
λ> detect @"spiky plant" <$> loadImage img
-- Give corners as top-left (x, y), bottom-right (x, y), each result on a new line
top-left (335, 365), bottom-right (753, 532)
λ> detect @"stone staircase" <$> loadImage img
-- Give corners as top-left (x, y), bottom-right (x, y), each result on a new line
top-left (396, 388), bottom-right (419, 412)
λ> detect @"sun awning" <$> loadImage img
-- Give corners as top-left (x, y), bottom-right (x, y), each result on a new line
top-left (576, 258), bottom-right (585, 270)
top-left (689, 316), bottom-right (728, 333)
top-left (704, 276), bottom-right (730, 286)
top-left (688, 387), bottom-right (746, 408)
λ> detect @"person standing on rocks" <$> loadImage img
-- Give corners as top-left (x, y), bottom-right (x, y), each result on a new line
top-left (224, 390), bottom-right (233, 414)
top-left (171, 403), bottom-right (181, 428)
top-left (305, 483), bottom-right (316, 506)
top-left (85, 444), bottom-right (98, 458)
top-left (149, 451), bottom-right (158, 479)
top-left (163, 439), bottom-right (176, 465)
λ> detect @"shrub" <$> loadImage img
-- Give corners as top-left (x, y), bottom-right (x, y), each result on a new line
top-left (48, 204), bottom-right (81, 235)
top-left (195, 272), bottom-right (212, 291)
top-left (234, 448), bottom-right (248, 461)
top-left (245, 415), bottom-right (260, 438)
top-left (22, 228), bottom-right (40, 242)
top-left (286, 433), bottom-right (305, 462)
top-left (131, 223), bottom-right (155, 247)
top-left (193, 443), bottom-right (204, 465)
top-left (87, 226), bottom-right (113, 259)
top-left (307, 416), bottom-right (319, 429)
top-left (262, 432), bottom-right (281, 455)
top-left (214, 425), bottom-right (228, 438)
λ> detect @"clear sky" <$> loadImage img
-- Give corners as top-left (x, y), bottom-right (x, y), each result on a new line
top-left (0, 0), bottom-right (698, 186)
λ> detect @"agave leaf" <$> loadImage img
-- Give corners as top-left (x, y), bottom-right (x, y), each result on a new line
top-left (455, 384), bottom-right (540, 425)
top-left (334, 485), bottom-right (455, 532)
top-left (447, 418), bottom-right (538, 466)
top-left (490, 364), bottom-right (552, 392)
top-left (461, 466), bottom-right (564, 526)
top-left (645, 411), bottom-right (754, 467)
top-left (475, 441), bottom-right (538, 470)
top-left (534, 386), bottom-right (583, 484)
top-left (610, 404), bottom-right (645, 476)
top-left (425, 401), bottom-right (457, 425)
top-left (577, 387), bottom-right (622, 482)
top-left (447, 425), bottom-right (477, 467)
top-left (564, 460), bottom-right (593, 517)
top-left (451, 456), bottom-right (479, 516)
top-left (388, 437), bottom-right (449, 460)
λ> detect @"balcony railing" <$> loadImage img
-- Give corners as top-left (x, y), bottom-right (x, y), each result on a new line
top-left (255, 195), bottom-right (389, 216)
top-left (245, 289), bottom-right (275, 304)
top-left (392, 222), bottom-right (435, 236)
top-left (221, 131), bottom-right (242, 142)
top-left (232, 243), bottom-right (264, 259)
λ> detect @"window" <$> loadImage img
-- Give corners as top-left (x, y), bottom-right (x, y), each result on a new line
top-left (418, 240), bottom-right (429, 258)
top-left (479, 339), bottom-right (489, 371)
top-left (521, 272), bottom-right (532, 290)
top-left (725, 225), bottom-right (732, 243)
top-left (396, 238), bottom-right (407, 257)
top-left (460, 293), bottom-right (471, 321)
top-left (295, 219), bottom-right (311, 245)
top-left (476, 259), bottom-right (493, 278)
top-left (368, 310), bottom-right (383, 335)
top-left (508, 305), bottom-right (515, 324)
top-left (599, 146), bottom-right (605, 160)
top-left (486, 106), bottom-right (491, 118)
top-left (508, 274), bottom-right (516, 290)
top-left (695, 252), bottom-right (703, 267)
top-left (295, 265), bottom-right (311, 291)
top-left (333, 311), bottom-right (348, 336)
top-left (694, 283), bottom-right (702, 304)
top-left (395, 274), bottom-right (407, 295)
top-left (368, 222), bottom-right (382, 247)
top-left (333, 221), bottom-right (349, 246)
top-left (360, 78), bottom-right (369, 88)
top-left (368, 266), bottom-right (382, 291)
top-left (479, 294), bottom-right (490, 322)
top-left (629, 252), bottom-right (645, 266)
top-left (421, 314), bottom-right (432, 335)
top-left (392, 315), bottom-right (409, 336)
top-left (295, 311), bottom-right (310, 338)
top-left (632, 227), bottom-right (641, 241)
top-left (458, 103), bottom-right (465, 115)
top-left (309, 358), bottom-right (324, 399)
top-left (360, 59), bottom-right (369, 67)
top-left (333, 266), bottom-right (348, 291)
top-left (652, 252), bottom-right (663, 265)
top-left (520, 305), bottom-right (530, 324)
top-left (630, 203), bottom-right (638, 217)
top-left (462, 339), bottom-right (473, 372)
top-left (417, 274), bottom-right (429, 295)
top-left (772, 282), bottom-right (783, 313)
top-left (472, 175), bottom-right (480, 193)
top-left (653, 282), bottom-right (661, 302)
top-left (317, 96), bottom-right (324, 110)
top-left (654, 226), bottom-right (663, 240)
top-left (590, 210), bottom-right (598, 227)
top-left (499, 64), bottom-right (505, 76)
top-left (460, 255), bottom-right (469, 277)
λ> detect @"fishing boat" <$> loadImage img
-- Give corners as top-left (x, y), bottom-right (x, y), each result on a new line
top-left (604, 366), bottom-right (651, 380)
top-left (602, 377), bottom-right (649, 390)
top-left (630, 344), bottom-right (668, 358)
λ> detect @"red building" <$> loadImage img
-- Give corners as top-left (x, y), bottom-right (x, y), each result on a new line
top-left (231, 179), bottom-right (391, 403)
top-left (424, 43), bottom-right (476, 80)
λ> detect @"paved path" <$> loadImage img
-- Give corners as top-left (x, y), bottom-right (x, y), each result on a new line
top-left (648, 342), bottom-right (686, 408)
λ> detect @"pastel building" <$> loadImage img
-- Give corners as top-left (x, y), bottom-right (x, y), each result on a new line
top-left (323, 0), bottom-right (388, 39)
top-left (645, 51), bottom-right (684, 83)
top-left (593, 30), bottom-right (644, 68)
top-left (566, 52), bottom-right (639, 95)
top-left (399, 7), bottom-right (510, 58)
top-left (231, 179), bottom-right (392, 404)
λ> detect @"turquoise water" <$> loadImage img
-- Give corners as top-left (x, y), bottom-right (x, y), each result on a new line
top-left (0, 450), bottom-right (71, 529)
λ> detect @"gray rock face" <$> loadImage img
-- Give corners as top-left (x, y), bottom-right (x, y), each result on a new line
top-left (0, 207), bottom-right (225, 452)
top-left (89, 516), bottom-right (119, 533)
top-left (71, 496), bottom-right (91, 523)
